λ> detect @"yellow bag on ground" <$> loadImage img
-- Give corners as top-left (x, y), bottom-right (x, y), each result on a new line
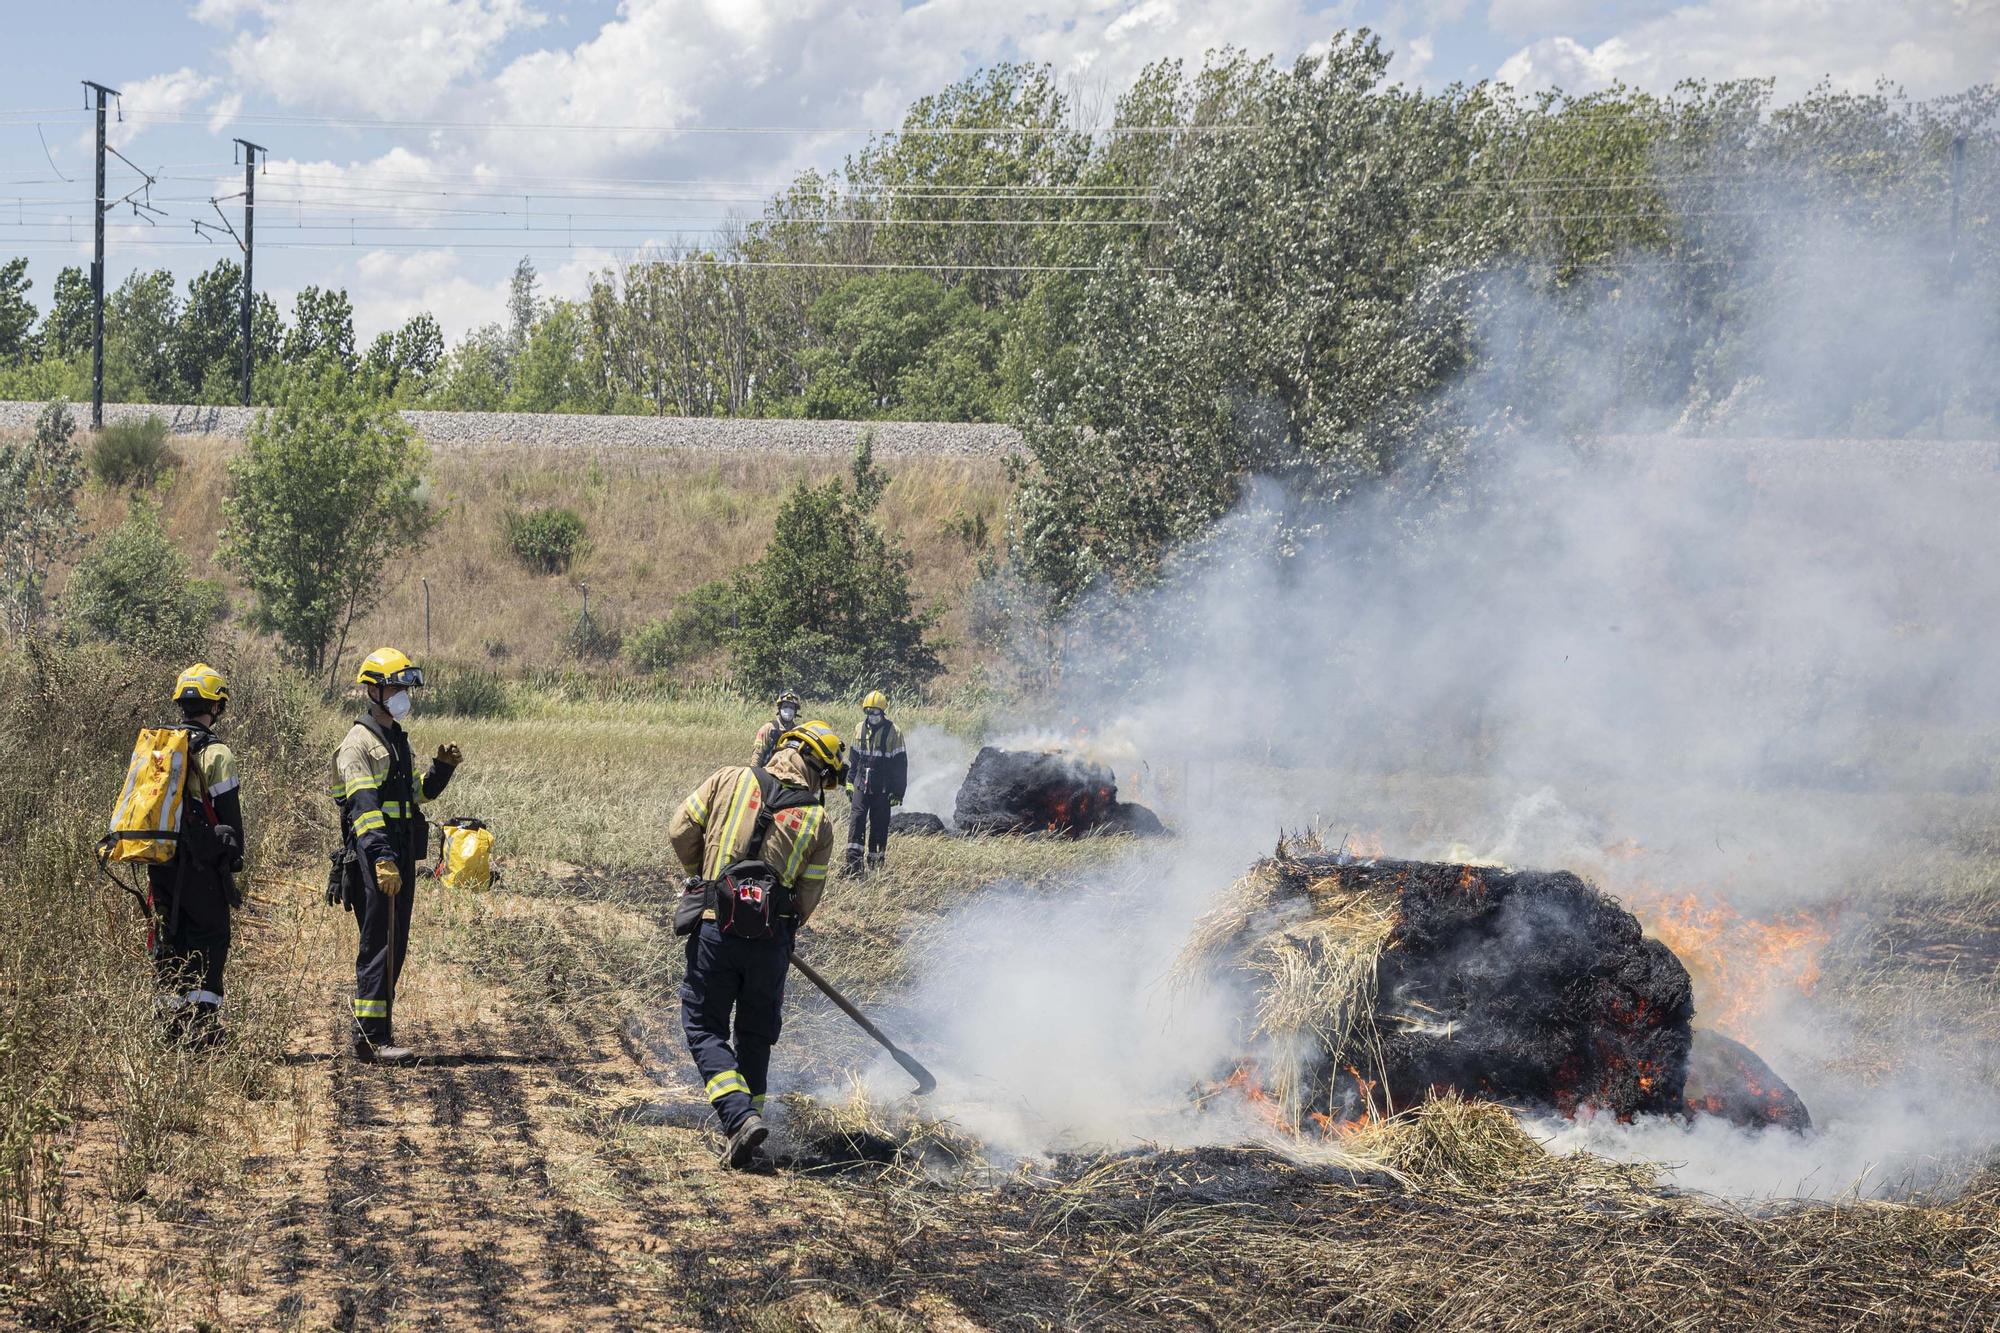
top-left (439, 819), bottom-right (494, 891)
top-left (103, 727), bottom-right (193, 864)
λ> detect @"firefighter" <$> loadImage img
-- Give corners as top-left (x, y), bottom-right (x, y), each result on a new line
top-left (151, 664), bottom-right (245, 1046)
top-left (332, 647), bottom-right (462, 1065)
top-left (750, 690), bottom-right (803, 767)
top-left (844, 690), bottom-right (906, 875)
top-left (669, 720), bottom-right (844, 1168)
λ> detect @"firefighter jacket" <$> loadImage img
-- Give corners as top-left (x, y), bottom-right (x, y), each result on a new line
top-left (331, 717), bottom-right (456, 868)
top-left (669, 747), bottom-right (834, 921)
top-left (186, 724), bottom-right (246, 869)
top-left (850, 717), bottom-right (907, 801)
top-left (750, 718), bottom-right (785, 768)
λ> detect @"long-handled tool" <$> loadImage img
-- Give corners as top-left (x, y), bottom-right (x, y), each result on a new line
top-left (789, 954), bottom-right (937, 1096)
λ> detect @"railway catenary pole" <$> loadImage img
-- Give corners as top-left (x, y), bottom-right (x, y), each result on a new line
top-left (236, 139), bottom-right (265, 406)
top-left (83, 80), bottom-right (118, 430)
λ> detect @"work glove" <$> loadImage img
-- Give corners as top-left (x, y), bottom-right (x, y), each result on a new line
top-left (374, 860), bottom-right (403, 897)
top-left (435, 742), bottom-right (463, 768)
top-left (889, 796), bottom-right (902, 807)
top-left (214, 824), bottom-right (244, 874)
top-left (682, 875), bottom-right (704, 892)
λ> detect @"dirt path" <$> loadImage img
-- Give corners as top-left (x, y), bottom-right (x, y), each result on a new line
top-left (146, 892), bottom-right (914, 1332)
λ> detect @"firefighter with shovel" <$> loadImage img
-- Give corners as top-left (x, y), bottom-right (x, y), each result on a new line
top-left (331, 648), bottom-right (462, 1065)
top-left (669, 721), bottom-right (844, 1167)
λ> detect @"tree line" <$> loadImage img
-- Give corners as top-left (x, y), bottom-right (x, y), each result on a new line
top-left (1, 33), bottom-right (1994, 675)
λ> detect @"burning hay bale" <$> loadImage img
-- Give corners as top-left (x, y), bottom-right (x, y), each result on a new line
top-left (1185, 835), bottom-right (1807, 1133)
top-left (952, 746), bottom-right (1165, 837)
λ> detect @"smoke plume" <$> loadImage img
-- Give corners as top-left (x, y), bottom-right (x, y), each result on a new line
top-left (886, 208), bottom-right (2000, 1198)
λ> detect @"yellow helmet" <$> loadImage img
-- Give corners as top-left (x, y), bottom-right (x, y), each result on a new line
top-left (860, 690), bottom-right (888, 712)
top-left (780, 720), bottom-right (848, 784)
top-left (172, 663), bottom-right (229, 707)
top-left (776, 690), bottom-right (802, 708)
top-left (356, 647), bottom-right (426, 689)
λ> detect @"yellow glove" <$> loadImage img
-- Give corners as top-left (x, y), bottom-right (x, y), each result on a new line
top-left (436, 743), bottom-right (463, 767)
top-left (374, 860), bottom-right (403, 897)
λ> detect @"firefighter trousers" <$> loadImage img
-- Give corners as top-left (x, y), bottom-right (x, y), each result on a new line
top-left (148, 860), bottom-right (231, 1015)
top-left (352, 860), bottom-right (416, 1045)
top-left (845, 790), bottom-right (892, 872)
top-left (679, 921), bottom-right (791, 1133)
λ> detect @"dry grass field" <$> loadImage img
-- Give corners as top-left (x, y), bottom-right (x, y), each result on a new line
top-left (74, 435), bottom-right (1011, 690)
top-left (3, 643), bottom-right (1996, 1330)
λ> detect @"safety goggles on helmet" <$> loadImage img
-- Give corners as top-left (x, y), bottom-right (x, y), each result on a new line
top-left (356, 647), bottom-right (426, 689)
top-left (860, 689), bottom-right (888, 712)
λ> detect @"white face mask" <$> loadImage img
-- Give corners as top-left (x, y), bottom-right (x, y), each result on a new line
top-left (383, 689), bottom-right (413, 721)
top-left (778, 706), bottom-right (798, 725)
top-left (865, 709), bottom-right (884, 725)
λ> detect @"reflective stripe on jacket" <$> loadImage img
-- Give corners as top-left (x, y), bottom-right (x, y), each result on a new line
top-left (331, 718), bottom-right (454, 865)
top-left (850, 718), bottom-right (907, 800)
top-left (668, 748), bottom-right (834, 921)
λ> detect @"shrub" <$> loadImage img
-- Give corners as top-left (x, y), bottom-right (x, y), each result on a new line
top-left (0, 398), bottom-right (85, 634)
top-left (89, 414), bottom-right (174, 489)
top-left (424, 666), bottom-right (515, 719)
top-left (626, 580), bottom-right (735, 674)
top-left (65, 498), bottom-right (226, 648)
top-left (503, 505), bottom-right (588, 574)
top-left (727, 436), bottom-right (942, 696)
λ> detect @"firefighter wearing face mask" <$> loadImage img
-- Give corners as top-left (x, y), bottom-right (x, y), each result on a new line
top-left (331, 648), bottom-right (462, 1065)
top-left (844, 690), bottom-right (907, 875)
top-left (751, 690), bottom-right (803, 767)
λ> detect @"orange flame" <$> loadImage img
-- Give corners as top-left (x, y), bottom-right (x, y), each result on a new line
top-left (1628, 890), bottom-right (1831, 1041)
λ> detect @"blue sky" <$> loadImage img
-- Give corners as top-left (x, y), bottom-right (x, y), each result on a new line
top-left (2, 1), bottom-right (1991, 343)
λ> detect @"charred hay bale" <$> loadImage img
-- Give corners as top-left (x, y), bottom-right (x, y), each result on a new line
top-left (1684, 1029), bottom-right (1812, 1132)
top-left (889, 810), bottom-right (949, 837)
top-left (1103, 801), bottom-right (1169, 837)
top-left (1187, 838), bottom-right (1698, 1127)
top-left (953, 747), bottom-right (1119, 835)
top-left (1369, 856), bottom-right (1693, 1121)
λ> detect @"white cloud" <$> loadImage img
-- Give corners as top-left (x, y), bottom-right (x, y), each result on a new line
top-left (479, 1), bottom-right (1349, 178)
top-left (1485, 0), bottom-right (1675, 39)
top-left (345, 246), bottom-right (613, 341)
top-left (1493, 0), bottom-right (1999, 99)
top-left (110, 67), bottom-right (218, 148)
top-left (206, 0), bottom-right (547, 118)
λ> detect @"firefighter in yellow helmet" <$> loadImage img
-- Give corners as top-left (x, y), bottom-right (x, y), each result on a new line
top-left (844, 690), bottom-right (906, 875)
top-left (750, 690), bottom-right (803, 767)
top-left (330, 648), bottom-right (462, 1064)
top-left (151, 664), bottom-right (245, 1046)
top-left (668, 720), bottom-right (844, 1167)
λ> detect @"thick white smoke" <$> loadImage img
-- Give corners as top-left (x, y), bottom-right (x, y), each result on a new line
top-left (883, 212), bottom-right (2000, 1198)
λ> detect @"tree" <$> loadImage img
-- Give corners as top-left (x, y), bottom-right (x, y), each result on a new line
top-left (507, 256), bottom-right (539, 352)
top-left (105, 269), bottom-right (182, 401)
top-left (0, 399), bottom-right (85, 635)
top-left (283, 285), bottom-right (356, 369)
top-left (799, 273), bottom-right (1006, 420)
top-left (364, 312), bottom-right (447, 399)
top-left (0, 258), bottom-right (35, 364)
top-left (509, 300), bottom-right (604, 412)
top-left (726, 435), bottom-right (942, 695)
top-left (219, 360), bottom-right (435, 681)
top-left (42, 266), bottom-right (92, 361)
top-left (170, 258), bottom-right (280, 403)
top-left (66, 496), bottom-right (226, 647)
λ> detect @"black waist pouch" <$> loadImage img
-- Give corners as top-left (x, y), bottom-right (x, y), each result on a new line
top-left (672, 879), bottom-right (714, 937)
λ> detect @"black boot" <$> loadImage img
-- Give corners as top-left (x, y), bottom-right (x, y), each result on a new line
top-left (721, 1114), bottom-right (768, 1169)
